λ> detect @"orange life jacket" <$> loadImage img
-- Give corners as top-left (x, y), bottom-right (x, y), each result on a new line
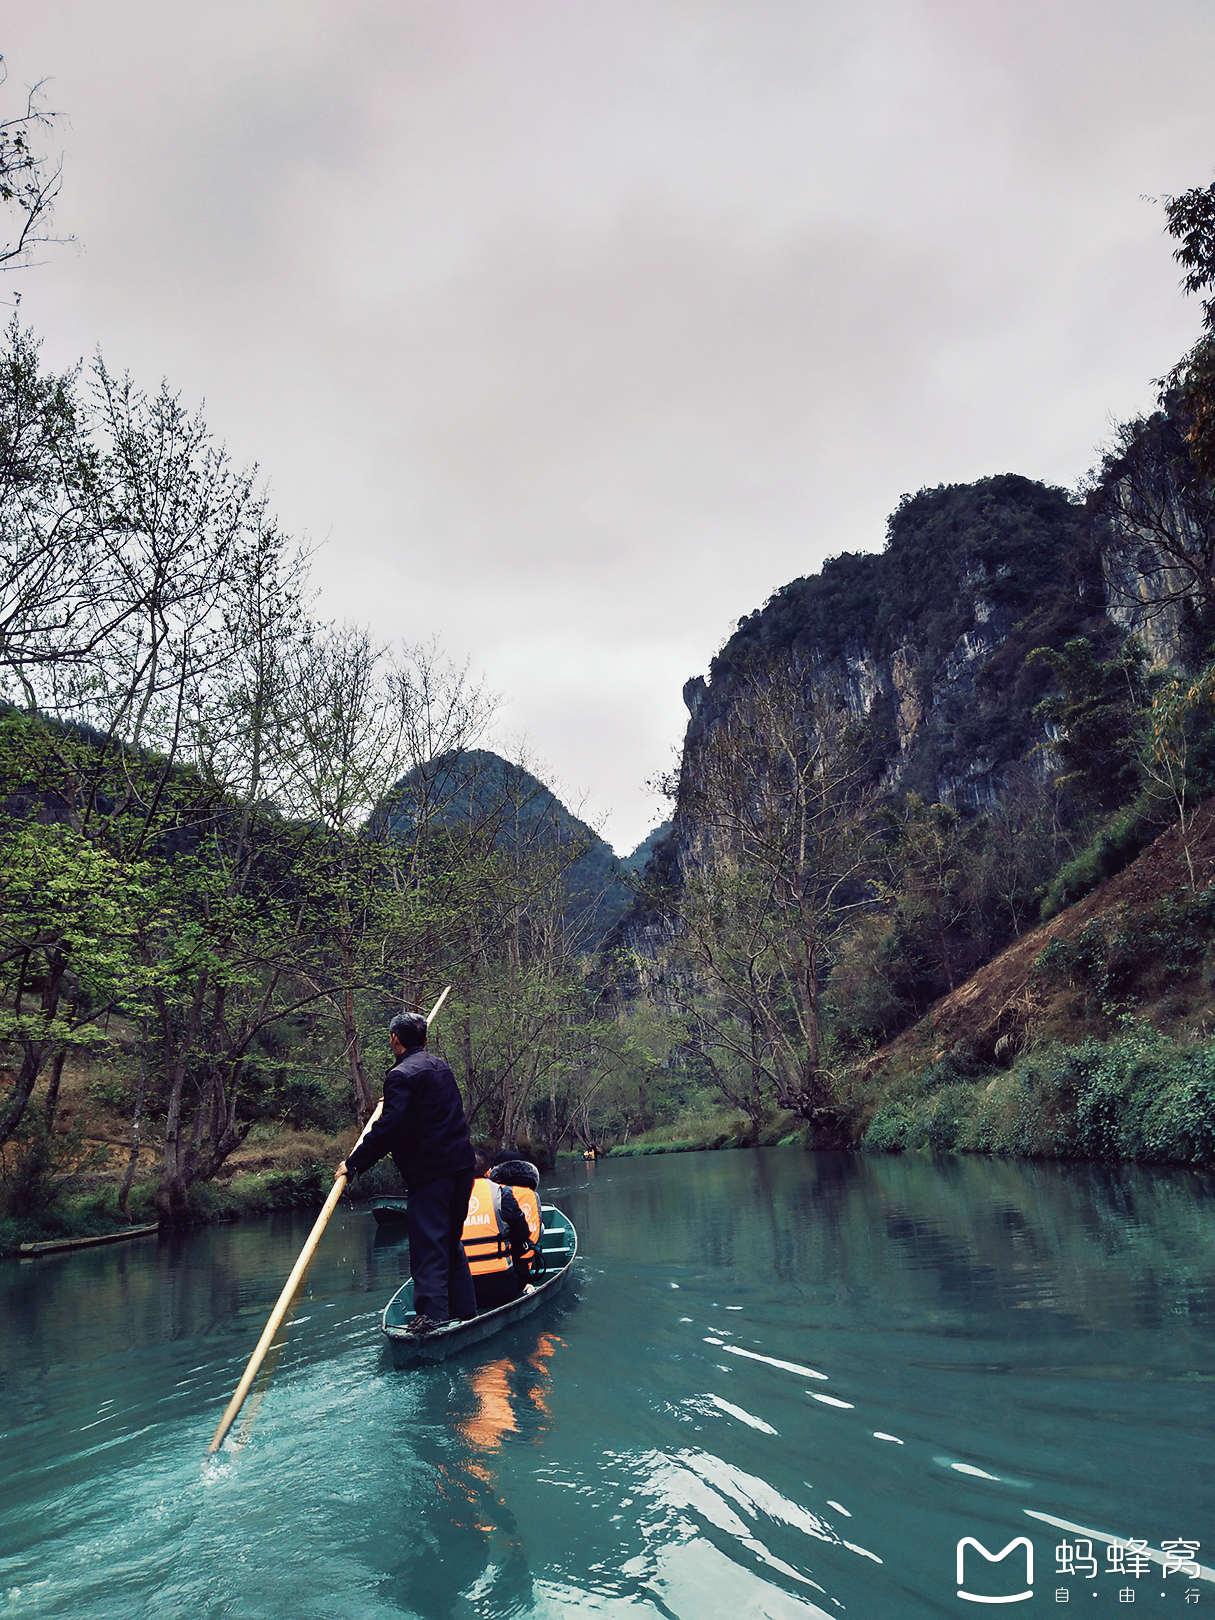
top-left (460, 1179), bottom-right (542, 1275)
top-left (461, 1178), bottom-right (510, 1275)
top-left (511, 1185), bottom-right (542, 1246)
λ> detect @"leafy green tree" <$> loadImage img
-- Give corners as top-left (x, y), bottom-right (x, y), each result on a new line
top-left (377, 746), bottom-right (607, 1149)
top-left (876, 794), bottom-right (969, 992)
top-left (0, 813), bottom-right (154, 1148)
top-left (279, 631), bottom-right (495, 1122)
top-left (0, 312), bottom-right (631, 1210)
top-left (140, 830), bottom-right (340, 1221)
top-left (1029, 637), bottom-right (1149, 811)
top-left (830, 794), bottom-right (979, 1052)
top-left (0, 348), bottom-right (349, 1216)
top-left (1097, 175), bottom-right (1215, 635)
top-left (535, 999), bottom-right (680, 1152)
top-left (1139, 663), bottom-right (1215, 887)
top-left (822, 912), bottom-right (911, 1053)
top-left (0, 701), bottom-right (329, 1218)
top-left (1162, 172), bottom-right (1215, 482)
top-left (966, 766), bottom-right (1079, 939)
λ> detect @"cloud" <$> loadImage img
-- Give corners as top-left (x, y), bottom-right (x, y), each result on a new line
top-left (6, 0), bottom-right (1215, 848)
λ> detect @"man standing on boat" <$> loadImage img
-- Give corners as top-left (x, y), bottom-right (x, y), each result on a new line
top-left (336, 1011), bottom-right (477, 1336)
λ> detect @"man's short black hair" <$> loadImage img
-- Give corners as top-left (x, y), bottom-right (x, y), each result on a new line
top-left (389, 1011), bottom-right (428, 1053)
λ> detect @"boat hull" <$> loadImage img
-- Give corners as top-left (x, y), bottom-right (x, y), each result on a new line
top-left (19, 1222), bottom-right (160, 1257)
top-left (381, 1204), bottom-right (577, 1363)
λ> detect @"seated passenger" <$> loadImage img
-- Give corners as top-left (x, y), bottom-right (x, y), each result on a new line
top-left (488, 1151), bottom-right (543, 1263)
top-left (461, 1150), bottom-right (534, 1310)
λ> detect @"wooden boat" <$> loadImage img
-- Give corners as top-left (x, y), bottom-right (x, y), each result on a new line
top-left (382, 1204), bottom-right (577, 1362)
top-left (19, 1222), bottom-right (160, 1257)
top-left (371, 1197), bottom-right (409, 1226)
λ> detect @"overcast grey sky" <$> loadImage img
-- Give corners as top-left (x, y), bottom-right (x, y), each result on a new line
top-left (6, 1), bottom-right (1215, 850)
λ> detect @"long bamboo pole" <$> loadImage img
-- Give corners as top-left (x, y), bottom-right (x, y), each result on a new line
top-left (205, 986), bottom-right (452, 1455)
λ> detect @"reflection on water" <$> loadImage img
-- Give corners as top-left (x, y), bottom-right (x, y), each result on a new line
top-left (459, 1336), bottom-right (557, 1454)
top-left (1, 1149), bottom-right (1213, 1617)
top-left (395, 1338), bottom-right (565, 1619)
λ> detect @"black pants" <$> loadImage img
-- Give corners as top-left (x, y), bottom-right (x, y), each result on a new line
top-left (406, 1171), bottom-right (477, 1323)
top-left (472, 1256), bottom-right (530, 1311)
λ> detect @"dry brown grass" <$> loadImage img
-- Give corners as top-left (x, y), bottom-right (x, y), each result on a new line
top-left (859, 799), bottom-right (1215, 1082)
top-left (17, 1048), bottom-right (350, 1185)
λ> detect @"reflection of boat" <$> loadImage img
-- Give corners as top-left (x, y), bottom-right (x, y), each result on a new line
top-left (371, 1198), bottom-right (410, 1226)
top-left (382, 1205), bottom-right (577, 1363)
top-left (458, 1333), bottom-right (559, 1451)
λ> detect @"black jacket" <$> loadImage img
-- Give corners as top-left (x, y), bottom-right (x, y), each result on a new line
top-left (345, 1049), bottom-right (475, 1190)
top-left (496, 1185), bottom-right (532, 1256)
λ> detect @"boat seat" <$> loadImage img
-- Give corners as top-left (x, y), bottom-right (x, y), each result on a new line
top-left (534, 1206), bottom-right (573, 1272)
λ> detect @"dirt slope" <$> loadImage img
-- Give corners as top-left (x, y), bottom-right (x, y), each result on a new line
top-left (860, 801), bottom-right (1215, 1078)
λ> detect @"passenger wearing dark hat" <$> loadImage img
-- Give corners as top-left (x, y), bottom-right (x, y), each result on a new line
top-left (462, 1149), bottom-right (534, 1309)
top-left (488, 1151), bottom-right (540, 1190)
top-left (485, 1150), bottom-right (543, 1295)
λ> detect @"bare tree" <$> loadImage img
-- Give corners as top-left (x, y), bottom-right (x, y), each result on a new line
top-left (1097, 410), bottom-right (1215, 636)
top-left (372, 641), bottom-right (496, 1013)
top-left (276, 625), bottom-right (404, 1120)
top-left (668, 658), bottom-right (877, 1132)
top-left (0, 59), bottom-right (66, 270)
top-left (0, 323), bottom-right (98, 704)
top-left (377, 744), bottom-right (602, 1149)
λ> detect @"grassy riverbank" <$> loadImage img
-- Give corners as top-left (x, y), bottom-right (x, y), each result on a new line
top-left (0, 1113), bottom-right (406, 1259)
top-left (852, 1022), bottom-right (1215, 1166)
top-left (617, 1023), bottom-right (1215, 1170)
top-left (595, 1106), bottom-right (809, 1157)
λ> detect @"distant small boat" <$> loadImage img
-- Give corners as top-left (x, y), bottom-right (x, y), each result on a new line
top-left (381, 1204), bottom-right (577, 1362)
top-left (19, 1222), bottom-right (160, 1257)
top-left (370, 1198), bottom-right (410, 1226)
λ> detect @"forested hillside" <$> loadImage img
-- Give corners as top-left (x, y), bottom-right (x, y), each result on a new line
top-left (382, 748), bottom-right (637, 949)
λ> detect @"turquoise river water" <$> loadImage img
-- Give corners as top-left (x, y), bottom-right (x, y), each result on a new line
top-left (2, 1148), bottom-right (1214, 1618)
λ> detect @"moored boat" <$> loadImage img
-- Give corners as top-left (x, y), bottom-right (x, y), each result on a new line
top-left (18, 1222), bottom-right (160, 1257)
top-left (371, 1197), bottom-right (410, 1226)
top-left (381, 1204), bottom-right (577, 1362)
